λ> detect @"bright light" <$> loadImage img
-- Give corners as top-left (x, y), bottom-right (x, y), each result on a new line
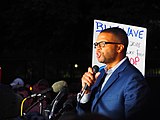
top-left (29, 86), bottom-right (33, 91)
top-left (74, 64), bottom-right (78, 68)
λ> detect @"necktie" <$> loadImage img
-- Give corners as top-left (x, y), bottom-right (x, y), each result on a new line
top-left (92, 72), bottom-right (107, 99)
top-left (98, 72), bottom-right (107, 92)
top-left (91, 72), bottom-right (107, 112)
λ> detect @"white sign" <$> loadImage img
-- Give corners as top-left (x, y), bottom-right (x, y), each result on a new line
top-left (92, 20), bottom-right (147, 75)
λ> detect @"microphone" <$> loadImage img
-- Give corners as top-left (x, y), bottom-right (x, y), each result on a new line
top-left (79, 65), bottom-right (99, 100)
top-left (49, 86), bottom-right (68, 119)
top-left (61, 94), bottom-right (77, 112)
top-left (53, 86), bottom-right (68, 103)
top-left (27, 80), bottom-right (68, 98)
top-left (54, 94), bottom-right (77, 118)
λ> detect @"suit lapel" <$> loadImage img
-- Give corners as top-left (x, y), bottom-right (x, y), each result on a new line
top-left (99, 58), bottom-right (130, 97)
top-left (92, 71), bottom-right (119, 112)
top-left (91, 58), bottom-right (130, 111)
top-left (99, 72), bottom-right (119, 96)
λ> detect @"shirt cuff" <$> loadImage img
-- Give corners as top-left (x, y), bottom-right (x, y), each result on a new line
top-left (77, 92), bottom-right (91, 104)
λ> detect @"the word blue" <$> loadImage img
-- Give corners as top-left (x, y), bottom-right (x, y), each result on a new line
top-left (95, 21), bottom-right (145, 39)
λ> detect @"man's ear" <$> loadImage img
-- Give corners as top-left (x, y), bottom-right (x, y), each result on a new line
top-left (117, 44), bottom-right (124, 53)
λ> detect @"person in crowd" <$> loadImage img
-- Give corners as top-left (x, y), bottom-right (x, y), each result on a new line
top-left (76, 27), bottom-right (151, 120)
top-left (0, 83), bottom-right (22, 119)
top-left (10, 77), bottom-right (25, 90)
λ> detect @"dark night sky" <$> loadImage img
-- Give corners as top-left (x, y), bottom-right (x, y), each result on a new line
top-left (0, 0), bottom-right (160, 84)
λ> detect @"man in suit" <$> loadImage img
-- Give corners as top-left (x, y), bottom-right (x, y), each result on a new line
top-left (76, 27), bottom-right (151, 120)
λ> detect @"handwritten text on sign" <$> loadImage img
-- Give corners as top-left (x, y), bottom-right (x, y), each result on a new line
top-left (95, 21), bottom-right (145, 39)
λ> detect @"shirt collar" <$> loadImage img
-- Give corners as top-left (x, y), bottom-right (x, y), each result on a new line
top-left (104, 57), bottom-right (127, 74)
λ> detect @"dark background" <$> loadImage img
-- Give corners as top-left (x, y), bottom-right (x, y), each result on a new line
top-left (0, 0), bottom-right (159, 100)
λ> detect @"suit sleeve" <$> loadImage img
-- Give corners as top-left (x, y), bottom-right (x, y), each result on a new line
top-left (124, 74), bottom-right (150, 120)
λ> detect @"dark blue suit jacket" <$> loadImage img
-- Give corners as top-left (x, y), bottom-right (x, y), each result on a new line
top-left (77, 58), bottom-right (150, 120)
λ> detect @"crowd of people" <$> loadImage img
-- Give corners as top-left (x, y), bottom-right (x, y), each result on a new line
top-left (0, 78), bottom-right (54, 120)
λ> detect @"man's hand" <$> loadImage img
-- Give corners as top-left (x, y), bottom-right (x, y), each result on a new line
top-left (81, 67), bottom-right (100, 94)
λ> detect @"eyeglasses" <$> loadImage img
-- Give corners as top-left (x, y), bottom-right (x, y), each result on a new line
top-left (94, 41), bottom-right (123, 49)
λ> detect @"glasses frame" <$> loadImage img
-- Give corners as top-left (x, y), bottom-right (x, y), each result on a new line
top-left (94, 41), bottom-right (123, 49)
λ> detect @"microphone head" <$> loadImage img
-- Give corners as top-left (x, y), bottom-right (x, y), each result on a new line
top-left (52, 80), bottom-right (68, 93)
top-left (93, 65), bottom-right (99, 74)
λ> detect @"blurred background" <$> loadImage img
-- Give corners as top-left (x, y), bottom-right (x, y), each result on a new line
top-left (0, 0), bottom-right (159, 99)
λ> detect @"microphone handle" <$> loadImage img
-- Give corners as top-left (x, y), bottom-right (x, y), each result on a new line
top-left (81, 71), bottom-right (96, 96)
top-left (83, 83), bottom-right (88, 90)
top-left (79, 65), bottom-right (99, 102)
top-left (80, 84), bottom-right (88, 99)
top-left (25, 95), bottom-right (46, 113)
top-left (49, 100), bottom-right (58, 119)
